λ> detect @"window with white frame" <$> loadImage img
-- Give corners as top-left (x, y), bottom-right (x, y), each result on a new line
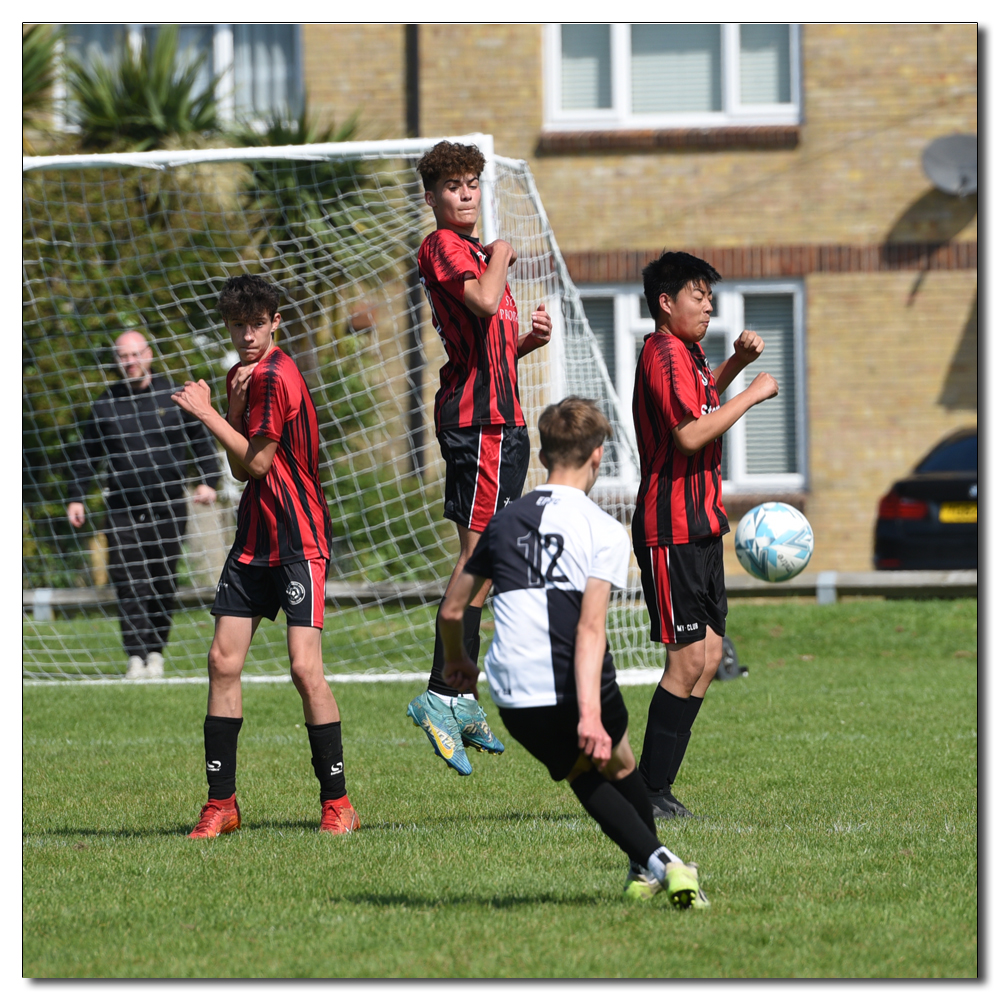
top-left (579, 282), bottom-right (806, 493)
top-left (61, 24), bottom-right (303, 123)
top-left (545, 23), bottom-right (800, 131)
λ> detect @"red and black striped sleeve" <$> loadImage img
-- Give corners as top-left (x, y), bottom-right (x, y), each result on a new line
top-left (246, 355), bottom-right (289, 442)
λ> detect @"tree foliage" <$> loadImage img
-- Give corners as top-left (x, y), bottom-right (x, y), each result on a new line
top-left (65, 25), bottom-right (219, 151)
top-left (23, 128), bottom-right (449, 586)
top-left (22, 165), bottom-right (245, 587)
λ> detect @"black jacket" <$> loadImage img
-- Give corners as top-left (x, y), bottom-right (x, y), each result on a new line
top-left (66, 374), bottom-right (221, 509)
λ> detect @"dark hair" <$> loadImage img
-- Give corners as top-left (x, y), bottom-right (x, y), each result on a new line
top-left (538, 397), bottom-right (613, 470)
top-left (641, 251), bottom-right (721, 321)
top-left (218, 274), bottom-right (280, 322)
top-left (416, 140), bottom-right (486, 192)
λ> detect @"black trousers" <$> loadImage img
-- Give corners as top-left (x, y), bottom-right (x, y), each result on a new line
top-left (106, 503), bottom-right (186, 660)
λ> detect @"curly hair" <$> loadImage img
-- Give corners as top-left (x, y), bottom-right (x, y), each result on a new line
top-left (217, 274), bottom-right (280, 323)
top-left (641, 251), bottom-right (721, 321)
top-left (416, 140), bottom-right (486, 191)
top-left (538, 397), bottom-right (613, 470)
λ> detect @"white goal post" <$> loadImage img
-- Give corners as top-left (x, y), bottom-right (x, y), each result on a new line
top-left (22, 133), bottom-right (652, 683)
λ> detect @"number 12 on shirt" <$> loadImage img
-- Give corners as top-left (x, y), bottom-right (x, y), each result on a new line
top-left (516, 531), bottom-right (569, 587)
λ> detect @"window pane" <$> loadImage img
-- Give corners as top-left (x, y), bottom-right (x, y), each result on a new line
top-left (143, 25), bottom-right (214, 98)
top-left (743, 295), bottom-right (796, 474)
top-left (561, 24), bottom-right (612, 110)
top-left (234, 24), bottom-right (301, 117)
top-left (631, 24), bottom-right (721, 114)
top-left (739, 24), bottom-right (791, 105)
top-left (64, 24), bottom-right (127, 69)
top-left (581, 298), bottom-right (616, 388)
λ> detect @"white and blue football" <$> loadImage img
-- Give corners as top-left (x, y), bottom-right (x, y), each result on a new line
top-left (734, 502), bottom-right (814, 583)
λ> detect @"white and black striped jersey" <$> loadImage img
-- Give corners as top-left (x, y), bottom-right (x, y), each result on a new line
top-left (464, 483), bottom-right (631, 709)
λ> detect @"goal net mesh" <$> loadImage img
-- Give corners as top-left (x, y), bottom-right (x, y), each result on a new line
top-left (22, 136), bottom-right (654, 683)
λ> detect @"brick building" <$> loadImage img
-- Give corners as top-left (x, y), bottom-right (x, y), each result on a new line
top-left (57, 23), bottom-right (979, 573)
top-left (305, 22), bottom-right (977, 574)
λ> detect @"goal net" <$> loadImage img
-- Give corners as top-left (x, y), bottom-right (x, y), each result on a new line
top-left (22, 134), bottom-right (653, 683)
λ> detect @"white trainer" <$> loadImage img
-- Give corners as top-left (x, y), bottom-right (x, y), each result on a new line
top-left (125, 656), bottom-right (147, 680)
top-left (145, 651), bottom-right (164, 679)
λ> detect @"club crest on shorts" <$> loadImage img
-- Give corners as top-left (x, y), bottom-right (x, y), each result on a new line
top-left (286, 580), bottom-right (306, 605)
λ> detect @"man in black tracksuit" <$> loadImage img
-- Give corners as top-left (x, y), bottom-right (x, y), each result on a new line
top-left (66, 330), bottom-right (222, 679)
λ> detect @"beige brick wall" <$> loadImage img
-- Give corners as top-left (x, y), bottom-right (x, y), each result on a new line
top-left (419, 24), bottom-right (542, 157)
top-left (302, 24), bottom-right (406, 139)
top-left (303, 24), bottom-right (978, 251)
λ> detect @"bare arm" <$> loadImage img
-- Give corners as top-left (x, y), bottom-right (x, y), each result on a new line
top-left (712, 329), bottom-right (765, 395)
top-left (440, 569), bottom-right (486, 697)
top-left (463, 240), bottom-right (517, 318)
top-left (672, 372), bottom-right (778, 456)
top-left (171, 379), bottom-right (278, 480)
top-left (575, 577), bottom-right (614, 769)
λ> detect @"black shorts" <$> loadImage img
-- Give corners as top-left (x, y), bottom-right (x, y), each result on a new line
top-left (438, 424), bottom-right (530, 532)
top-left (635, 535), bottom-right (727, 645)
top-left (498, 682), bottom-right (630, 781)
top-left (211, 556), bottom-right (328, 628)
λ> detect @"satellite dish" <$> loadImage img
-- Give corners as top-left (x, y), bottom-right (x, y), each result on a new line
top-left (922, 134), bottom-right (977, 197)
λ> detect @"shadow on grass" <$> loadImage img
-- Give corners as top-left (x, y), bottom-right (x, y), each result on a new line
top-left (331, 891), bottom-right (604, 908)
top-left (26, 810), bottom-right (589, 840)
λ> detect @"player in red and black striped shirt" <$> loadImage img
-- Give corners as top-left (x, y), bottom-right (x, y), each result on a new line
top-left (225, 347), bottom-right (332, 569)
top-left (632, 252), bottom-right (777, 820)
top-left (406, 140), bottom-right (553, 776)
top-left (172, 275), bottom-right (358, 839)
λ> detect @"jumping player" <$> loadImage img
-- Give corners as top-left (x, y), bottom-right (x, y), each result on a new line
top-left (172, 274), bottom-right (359, 838)
top-left (632, 251), bottom-right (777, 819)
top-left (441, 397), bottom-right (708, 906)
top-left (405, 140), bottom-right (552, 775)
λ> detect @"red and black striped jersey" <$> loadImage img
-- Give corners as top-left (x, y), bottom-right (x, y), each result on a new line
top-left (631, 332), bottom-right (729, 547)
top-left (418, 228), bottom-right (525, 434)
top-left (226, 348), bottom-right (333, 566)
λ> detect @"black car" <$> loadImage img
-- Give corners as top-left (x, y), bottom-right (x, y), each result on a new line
top-left (873, 428), bottom-right (978, 570)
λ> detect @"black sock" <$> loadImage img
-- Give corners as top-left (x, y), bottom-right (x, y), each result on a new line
top-left (638, 686), bottom-right (689, 794)
top-left (569, 770), bottom-right (661, 865)
top-left (611, 768), bottom-right (657, 837)
top-left (569, 769), bottom-right (661, 866)
top-left (428, 605), bottom-right (482, 697)
top-left (204, 715), bottom-right (242, 800)
top-left (307, 721), bottom-right (346, 801)
top-left (667, 694), bottom-right (704, 788)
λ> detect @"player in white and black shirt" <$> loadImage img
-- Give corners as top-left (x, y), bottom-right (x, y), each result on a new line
top-left (440, 397), bottom-right (709, 908)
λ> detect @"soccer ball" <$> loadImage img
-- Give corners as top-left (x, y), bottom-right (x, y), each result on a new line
top-left (734, 502), bottom-right (814, 582)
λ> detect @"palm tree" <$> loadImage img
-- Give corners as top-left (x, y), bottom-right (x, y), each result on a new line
top-left (66, 25), bottom-right (219, 151)
top-left (23, 25), bottom-right (62, 153)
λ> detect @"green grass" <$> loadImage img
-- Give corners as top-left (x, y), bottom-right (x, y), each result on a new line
top-left (23, 598), bottom-right (977, 978)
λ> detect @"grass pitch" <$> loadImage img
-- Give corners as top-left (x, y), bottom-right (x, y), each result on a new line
top-left (22, 598), bottom-right (977, 978)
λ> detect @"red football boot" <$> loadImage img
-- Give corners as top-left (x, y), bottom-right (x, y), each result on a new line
top-left (320, 795), bottom-right (360, 835)
top-left (188, 795), bottom-right (241, 839)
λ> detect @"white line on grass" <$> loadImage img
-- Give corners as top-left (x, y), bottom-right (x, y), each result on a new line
top-left (23, 669), bottom-right (666, 688)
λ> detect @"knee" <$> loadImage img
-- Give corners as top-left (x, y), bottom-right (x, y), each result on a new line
top-left (669, 655), bottom-right (706, 692)
top-left (289, 658), bottom-right (326, 697)
top-left (207, 643), bottom-right (242, 683)
top-left (703, 635), bottom-right (724, 681)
